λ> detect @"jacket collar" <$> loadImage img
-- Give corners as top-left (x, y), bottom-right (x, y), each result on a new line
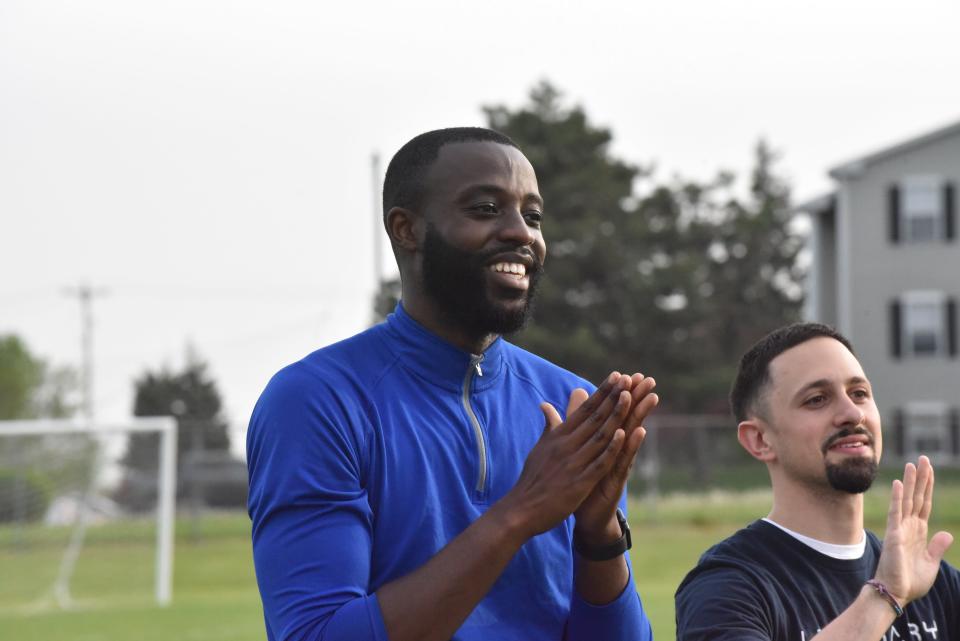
top-left (384, 303), bottom-right (504, 391)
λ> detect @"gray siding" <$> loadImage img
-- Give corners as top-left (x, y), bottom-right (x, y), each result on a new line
top-left (833, 130), bottom-right (960, 458)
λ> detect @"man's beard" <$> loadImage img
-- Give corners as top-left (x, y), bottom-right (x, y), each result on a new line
top-left (421, 223), bottom-right (543, 337)
top-left (823, 428), bottom-right (879, 494)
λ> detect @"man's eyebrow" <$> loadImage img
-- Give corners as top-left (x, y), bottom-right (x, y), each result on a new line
top-left (458, 184), bottom-right (544, 206)
top-left (791, 376), bottom-right (870, 401)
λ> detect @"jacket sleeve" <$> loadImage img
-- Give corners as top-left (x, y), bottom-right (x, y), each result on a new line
top-left (565, 496), bottom-right (653, 641)
top-left (246, 365), bottom-right (388, 641)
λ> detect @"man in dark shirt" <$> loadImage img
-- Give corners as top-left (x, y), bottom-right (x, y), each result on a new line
top-left (676, 323), bottom-right (959, 641)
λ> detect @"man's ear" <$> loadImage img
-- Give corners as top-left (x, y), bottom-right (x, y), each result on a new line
top-left (738, 419), bottom-right (777, 462)
top-left (385, 206), bottom-right (422, 253)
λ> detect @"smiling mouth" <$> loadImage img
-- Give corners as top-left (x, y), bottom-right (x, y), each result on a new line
top-left (822, 429), bottom-right (873, 454)
top-left (489, 262), bottom-right (527, 278)
top-left (830, 441), bottom-right (869, 452)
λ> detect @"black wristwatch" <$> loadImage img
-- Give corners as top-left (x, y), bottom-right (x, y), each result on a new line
top-left (573, 508), bottom-right (632, 561)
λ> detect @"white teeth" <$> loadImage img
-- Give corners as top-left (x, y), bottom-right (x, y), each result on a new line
top-left (491, 262), bottom-right (526, 276)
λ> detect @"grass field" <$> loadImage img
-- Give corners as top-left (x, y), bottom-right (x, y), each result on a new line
top-left (3, 481), bottom-right (960, 640)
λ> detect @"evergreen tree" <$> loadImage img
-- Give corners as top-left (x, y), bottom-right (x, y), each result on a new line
top-left (372, 83), bottom-right (804, 413)
top-left (123, 348), bottom-right (230, 473)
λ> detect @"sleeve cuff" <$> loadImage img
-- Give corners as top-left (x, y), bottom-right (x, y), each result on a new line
top-left (319, 592), bottom-right (390, 641)
top-left (567, 564), bottom-right (652, 641)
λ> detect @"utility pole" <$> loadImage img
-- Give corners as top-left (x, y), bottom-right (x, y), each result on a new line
top-left (62, 284), bottom-right (108, 421)
top-left (54, 282), bottom-right (107, 608)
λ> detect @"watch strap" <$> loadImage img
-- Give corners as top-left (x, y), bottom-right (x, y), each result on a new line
top-left (574, 508), bottom-right (632, 561)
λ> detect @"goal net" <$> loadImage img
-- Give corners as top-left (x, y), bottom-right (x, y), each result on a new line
top-left (0, 418), bottom-right (176, 612)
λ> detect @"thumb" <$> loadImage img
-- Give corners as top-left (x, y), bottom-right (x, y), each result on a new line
top-left (928, 531), bottom-right (954, 562)
top-left (540, 402), bottom-right (563, 434)
top-left (565, 388), bottom-right (589, 417)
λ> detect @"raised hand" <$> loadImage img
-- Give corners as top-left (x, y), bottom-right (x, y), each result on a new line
top-left (874, 456), bottom-right (954, 605)
top-left (500, 373), bottom-right (636, 539)
top-left (573, 373), bottom-right (658, 541)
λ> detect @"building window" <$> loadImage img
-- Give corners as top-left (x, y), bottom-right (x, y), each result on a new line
top-left (888, 177), bottom-right (956, 243)
top-left (903, 177), bottom-right (942, 242)
top-left (903, 402), bottom-right (952, 462)
top-left (904, 292), bottom-right (945, 356)
top-left (890, 291), bottom-right (957, 359)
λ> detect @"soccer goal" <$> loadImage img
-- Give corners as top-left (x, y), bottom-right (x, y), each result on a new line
top-left (0, 417), bottom-right (177, 611)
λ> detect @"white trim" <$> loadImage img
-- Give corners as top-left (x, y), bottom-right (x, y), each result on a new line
top-left (829, 118), bottom-right (960, 179)
top-left (0, 417), bottom-right (175, 435)
top-left (763, 518), bottom-right (866, 559)
top-left (836, 185), bottom-right (853, 337)
top-left (901, 290), bottom-right (947, 305)
top-left (804, 213), bottom-right (821, 322)
top-left (905, 400), bottom-right (950, 415)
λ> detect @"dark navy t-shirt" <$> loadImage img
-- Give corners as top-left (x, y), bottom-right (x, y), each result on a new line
top-left (676, 520), bottom-right (960, 641)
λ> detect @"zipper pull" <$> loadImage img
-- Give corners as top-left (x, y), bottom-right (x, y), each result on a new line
top-left (471, 354), bottom-right (484, 377)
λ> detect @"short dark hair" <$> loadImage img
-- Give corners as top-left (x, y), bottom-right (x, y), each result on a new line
top-left (382, 127), bottom-right (519, 219)
top-left (730, 323), bottom-right (855, 422)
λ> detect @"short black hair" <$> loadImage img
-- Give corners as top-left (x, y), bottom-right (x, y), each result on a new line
top-left (730, 323), bottom-right (855, 422)
top-left (382, 127), bottom-right (519, 219)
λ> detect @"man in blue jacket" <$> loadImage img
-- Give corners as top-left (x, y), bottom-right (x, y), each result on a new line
top-left (247, 127), bottom-right (659, 641)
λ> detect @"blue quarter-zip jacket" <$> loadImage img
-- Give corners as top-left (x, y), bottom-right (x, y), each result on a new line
top-left (247, 304), bottom-right (653, 641)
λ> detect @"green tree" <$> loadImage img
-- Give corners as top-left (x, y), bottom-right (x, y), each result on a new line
top-left (0, 334), bottom-right (77, 419)
top-left (123, 348), bottom-right (230, 473)
top-left (372, 82), bottom-right (804, 413)
top-left (0, 336), bottom-right (81, 523)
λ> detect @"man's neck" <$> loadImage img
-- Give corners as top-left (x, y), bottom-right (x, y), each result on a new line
top-left (767, 478), bottom-right (865, 545)
top-left (400, 294), bottom-right (499, 355)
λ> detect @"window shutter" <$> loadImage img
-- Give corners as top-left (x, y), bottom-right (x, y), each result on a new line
top-left (947, 297), bottom-right (957, 357)
top-left (945, 182), bottom-right (956, 241)
top-left (890, 299), bottom-right (902, 358)
top-left (888, 185), bottom-right (900, 243)
top-left (893, 408), bottom-right (905, 457)
top-left (951, 408), bottom-right (960, 458)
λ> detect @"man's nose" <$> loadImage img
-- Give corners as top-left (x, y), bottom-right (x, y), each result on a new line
top-left (498, 208), bottom-right (536, 246)
top-left (834, 395), bottom-right (866, 427)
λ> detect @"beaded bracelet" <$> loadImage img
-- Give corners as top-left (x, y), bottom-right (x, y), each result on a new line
top-left (866, 579), bottom-right (904, 617)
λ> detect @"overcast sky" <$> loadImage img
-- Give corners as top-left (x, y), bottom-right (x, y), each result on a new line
top-left (2, 0), bottom-right (959, 453)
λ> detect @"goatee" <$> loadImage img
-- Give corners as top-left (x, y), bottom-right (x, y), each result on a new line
top-left (822, 427), bottom-right (878, 494)
top-left (421, 223), bottom-right (543, 337)
top-left (825, 457), bottom-right (878, 494)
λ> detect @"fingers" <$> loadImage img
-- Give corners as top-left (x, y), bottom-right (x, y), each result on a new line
top-left (559, 372), bottom-right (621, 436)
top-left (566, 375), bottom-right (631, 447)
top-left (628, 389), bottom-right (659, 431)
top-left (581, 428), bottom-right (626, 483)
top-left (918, 455), bottom-right (935, 521)
top-left (539, 402), bottom-right (563, 435)
top-left (576, 388), bottom-right (632, 458)
top-left (913, 456), bottom-right (930, 518)
top-left (928, 531), bottom-right (955, 562)
top-left (565, 388), bottom-right (589, 418)
top-left (625, 375), bottom-right (658, 430)
top-left (887, 478), bottom-right (903, 530)
top-left (610, 426), bottom-right (647, 485)
top-left (901, 462), bottom-right (917, 517)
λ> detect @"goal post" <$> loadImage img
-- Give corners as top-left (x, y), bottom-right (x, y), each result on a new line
top-left (0, 417), bottom-right (177, 608)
